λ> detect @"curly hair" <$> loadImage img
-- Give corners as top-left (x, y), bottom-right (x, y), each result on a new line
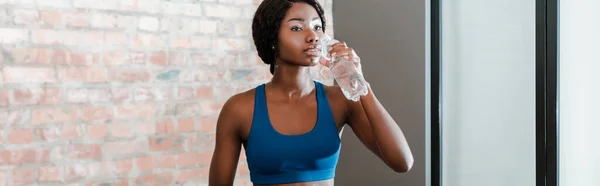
top-left (252, 0), bottom-right (327, 74)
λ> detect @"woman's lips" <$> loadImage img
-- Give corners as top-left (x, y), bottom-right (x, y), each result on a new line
top-left (304, 48), bottom-right (321, 57)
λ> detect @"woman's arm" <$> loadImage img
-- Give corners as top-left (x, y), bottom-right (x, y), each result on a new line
top-left (209, 95), bottom-right (244, 185)
top-left (321, 41), bottom-right (413, 172)
top-left (345, 84), bottom-right (414, 172)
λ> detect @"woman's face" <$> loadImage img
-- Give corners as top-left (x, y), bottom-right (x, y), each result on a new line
top-left (276, 3), bottom-right (324, 66)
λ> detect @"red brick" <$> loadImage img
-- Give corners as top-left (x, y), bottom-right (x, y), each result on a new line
top-left (80, 106), bottom-right (113, 121)
top-left (90, 13), bottom-right (117, 28)
top-left (11, 168), bottom-right (36, 185)
top-left (40, 88), bottom-right (61, 105)
top-left (0, 109), bottom-right (29, 126)
top-left (176, 87), bottom-right (194, 101)
top-left (174, 103), bottom-right (201, 118)
top-left (119, 0), bottom-right (158, 12)
top-left (66, 88), bottom-right (111, 104)
top-left (115, 104), bottom-right (156, 119)
top-left (149, 136), bottom-right (185, 152)
top-left (136, 156), bottom-right (154, 171)
top-left (193, 69), bottom-right (229, 82)
top-left (240, 148), bottom-right (247, 161)
top-left (175, 168), bottom-right (207, 183)
top-left (132, 121), bottom-right (155, 136)
top-left (87, 124), bottom-right (109, 140)
top-left (0, 28), bottom-right (28, 44)
top-left (138, 16), bottom-right (159, 31)
top-left (2, 67), bottom-right (56, 83)
top-left (116, 15), bottom-right (137, 29)
top-left (115, 159), bottom-right (133, 175)
top-left (150, 51), bottom-right (167, 66)
top-left (133, 87), bottom-right (155, 102)
top-left (131, 33), bottom-right (163, 48)
top-left (58, 67), bottom-right (108, 83)
top-left (156, 119), bottom-right (175, 134)
top-left (214, 38), bottom-right (248, 51)
top-left (178, 152), bottom-right (198, 167)
top-left (111, 87), bottom-right (132, 103)
top-left (7, 128), bottom-right (33, 144)
top-left (80, 31), bottom-right (104, 46)
top-left (11, 88), bottom-right (39, 106)
top-left (37, 0), bottom-right (71, 8)
top-left (169, 36), bottom-right (211, 49)
top-left (167, 52), bottom-right (186, 65)
top-left (0, 148), bottom-right (50, 165)
top-left (199, 118), bottom-right (217, 132)
top-left (36, 127), bottom-right (61, 142)
top-left (104, 32), bottom-right (128, 46)
top-left (103, 51), bottom-right (146, 65)
top-left (196, 86), bottom-right (213, 100)
top-left (200, 101), bottom-right (225, 116)
top-left (134, 172), bottom-right (173, 186)
top-left (156, 154), bottom-right (177, 168)
top-left (214, 85), bottom-right (237, 99)
top-left (64, 163), bottom-right (87, 181)
top-left (189, 52), bottom-right (237, 66)
top-left (38, 166), bottom-right (62, 182)
top-left (8, 47), bottom-right (52, 64)
top-left (65, 144), bottom-right (102, 159)
top-left (39, 10), bottom-right (62, 26)
top-left (155, 86), bottom-right (174, 101)
top-left (110, 69), bottom-right (152, 82)
top-left (205, 4), bottom-right (241, 19)
top-left (86, 161), bottom-right (112, 177)
top-left (110, 123), bottom-right (131, 138)
top-left (73, 0), bottom-right (119, 10)
top-left (0, 91), bottom-right (7, 107)
top-left (64, 11), bottom-right (90, 27)
top-left (102, 138), bottom-right (148, 158)
top-left (177, 118), bottom-right (195, 132)
top-left (32, 29), bottom-right (79, 46)
top-left (190, 36), bottom-right (212, 49)
top-left (197, 151), bottom-right (213, 166)
top-left (52, 49), bottom-right (101, 65)
top-left (31, 107), bottom-right (77, 125)
top-left (186, 134), bottom-right (216, 150)
top-left (234, 177), bottom-right (253, 186)
top-left (14, 9), bottom-right (39, 25)
top-left (237, 163), bottom-right (250, 176)
top-left (61, 124), bottom-right (84, 140)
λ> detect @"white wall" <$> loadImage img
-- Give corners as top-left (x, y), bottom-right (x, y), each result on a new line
top-left (559, 0), bottom-right (600, 185)
top-left (440, 0), bottom-right (537, 186)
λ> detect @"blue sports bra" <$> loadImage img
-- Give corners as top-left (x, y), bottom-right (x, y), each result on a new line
top-left (243, 81), bottom-right (342, 185)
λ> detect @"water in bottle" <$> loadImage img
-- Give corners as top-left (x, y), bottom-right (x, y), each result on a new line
top-left (320, 35), bottom-right (368, 102)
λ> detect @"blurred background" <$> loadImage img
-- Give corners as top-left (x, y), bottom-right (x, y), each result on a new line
top-left (0, 0), bottom-right (335, 185)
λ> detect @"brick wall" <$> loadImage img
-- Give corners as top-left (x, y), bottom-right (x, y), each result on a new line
top-left (0, 0), bottom-right (333, 185)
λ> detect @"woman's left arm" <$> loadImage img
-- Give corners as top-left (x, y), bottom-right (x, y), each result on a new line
top-left (324, 41), bottom-right (414, 172)
top-left (345, 84), bottom-right (414, 173)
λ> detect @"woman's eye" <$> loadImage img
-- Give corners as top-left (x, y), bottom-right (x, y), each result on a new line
top-left (291, 26), bottom-right (302, 31)
top-left (314, 25), bottom-right (323, 31)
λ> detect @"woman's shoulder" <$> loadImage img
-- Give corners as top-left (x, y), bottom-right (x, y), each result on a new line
top-left (221, 87), bottom-right (257, 116)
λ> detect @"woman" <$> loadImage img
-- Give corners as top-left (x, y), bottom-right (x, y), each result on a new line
top-left (208, 0), bottom-right (414, 185)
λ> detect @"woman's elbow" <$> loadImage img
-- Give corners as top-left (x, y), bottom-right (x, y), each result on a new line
top-left (390, 154), bottom-right (414, 173)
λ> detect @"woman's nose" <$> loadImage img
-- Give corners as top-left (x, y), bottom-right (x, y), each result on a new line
top-left (306, 31), bottom-right (320, 43)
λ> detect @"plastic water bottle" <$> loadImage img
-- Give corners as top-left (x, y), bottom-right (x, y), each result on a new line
top-left (320, 35), bottom-right (368, 102)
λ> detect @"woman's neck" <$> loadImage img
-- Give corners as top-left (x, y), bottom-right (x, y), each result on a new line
top-left (268, 62), bottom-right (315, 99)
